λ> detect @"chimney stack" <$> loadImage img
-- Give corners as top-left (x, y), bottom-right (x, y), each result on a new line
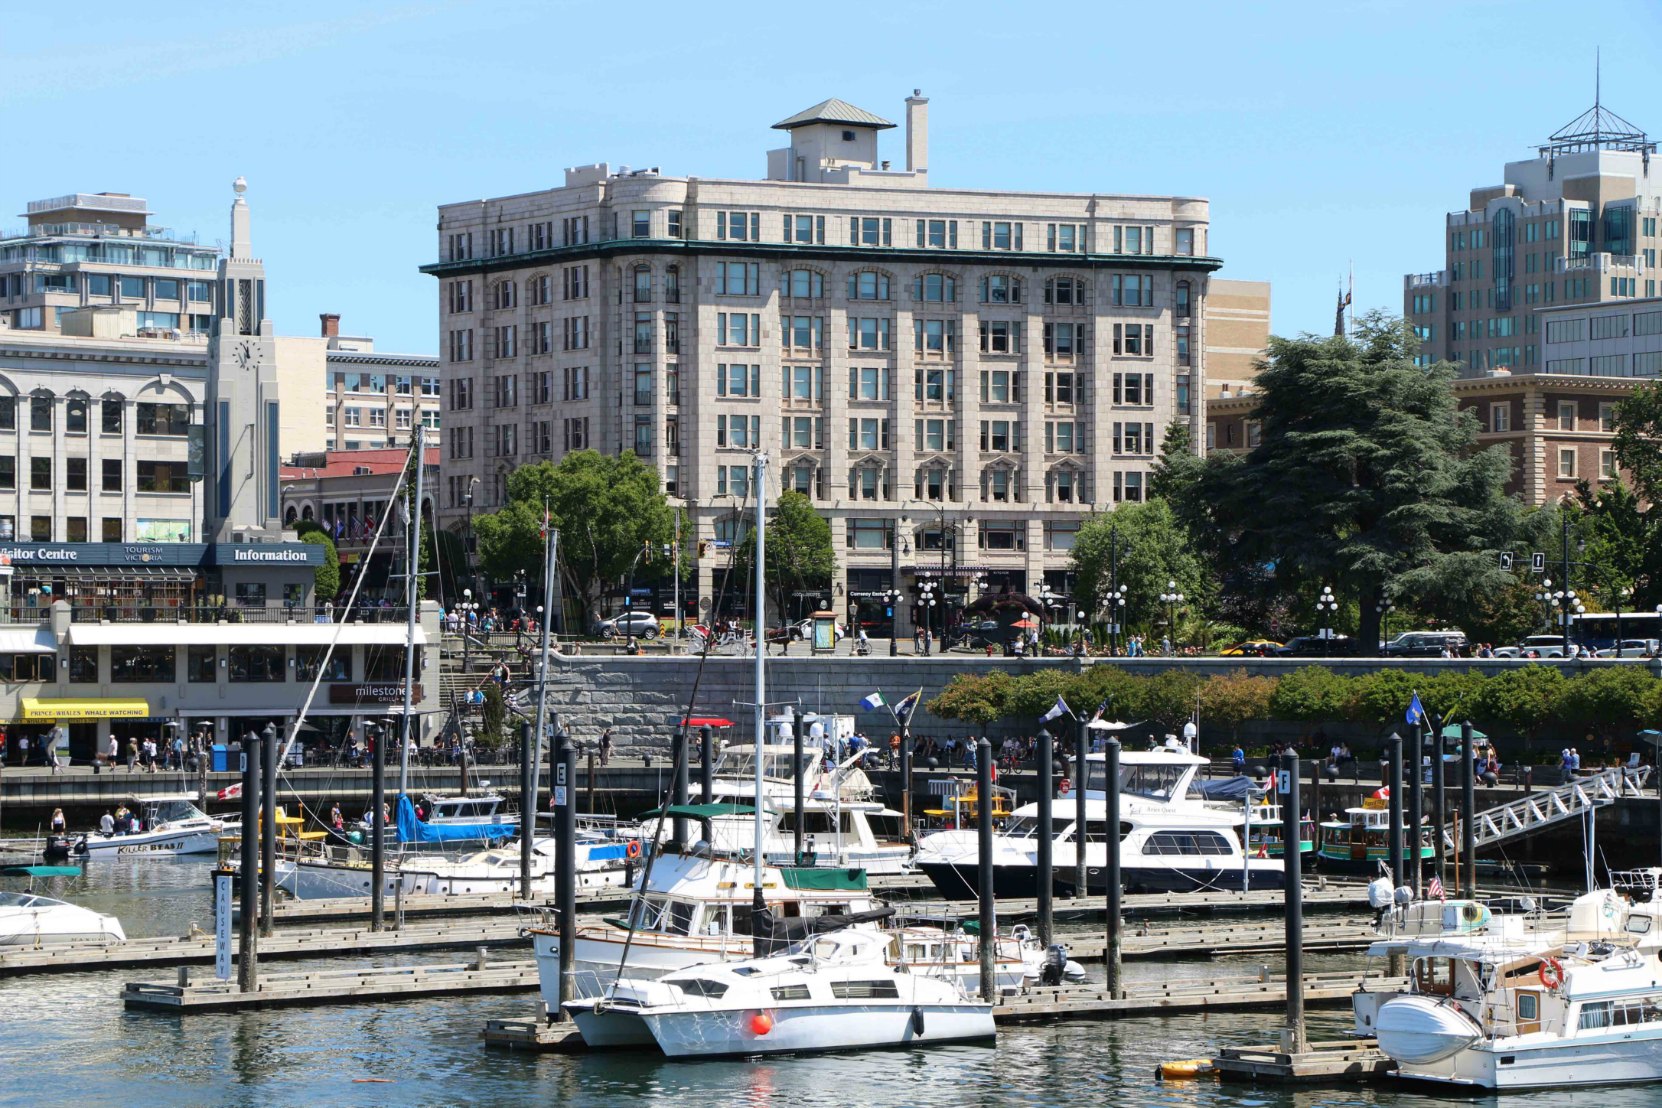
top-left (319, 313), bottom-right (340, 338)
top-left (905, 89), bottom-right (929, 176)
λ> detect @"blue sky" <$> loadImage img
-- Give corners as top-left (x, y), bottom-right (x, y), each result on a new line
top-left (6, 0), bottom-right (1659, 355)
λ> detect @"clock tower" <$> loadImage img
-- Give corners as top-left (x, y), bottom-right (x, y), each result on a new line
top-left (204, 177), bottom-right (283, 543)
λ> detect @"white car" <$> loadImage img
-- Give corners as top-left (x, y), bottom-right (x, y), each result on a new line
top-left (595, 611), bottom-right (659, 639)
top-left (1608, 638), bottom-right (1660, 658)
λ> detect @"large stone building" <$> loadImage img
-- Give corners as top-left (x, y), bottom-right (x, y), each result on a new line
top-left (424, 93), bottom-right (1228, 631)
top-left (1404, 97), bottom-right (1662, 376)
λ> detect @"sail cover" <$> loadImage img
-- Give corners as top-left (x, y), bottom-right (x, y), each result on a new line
top-left (395, 794), bottom-right (516, 844)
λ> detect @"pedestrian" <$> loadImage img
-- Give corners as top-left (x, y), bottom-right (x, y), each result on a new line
top-left (330, 803), bottom-right (344, 832)
top-left (16, 733), bottom-right (28, 766)
top-left (46, 732), bottom-right (61, 775)
top-left (50, 808), bottom-right (66, 833)
top-left (107, 733), bottom-right (119, 772)
top-left (126, 738), bottom-right (139, 772)
top-left (1232, 744), bottom-right (1246, 775)
top-left (1570, 746), bottom-right (1581, 773)
top-left (98, 810), bottom-right (115, 836)
top-left (599, 728), bottom-right (613, 766)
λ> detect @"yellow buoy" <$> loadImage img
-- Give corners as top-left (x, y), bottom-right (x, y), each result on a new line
top-left (1157, 1059), bottom-right (1217, 1080)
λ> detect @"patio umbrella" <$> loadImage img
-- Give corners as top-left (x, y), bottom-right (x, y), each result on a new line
top-left (1011, 617), bottom-right (1038, 629)
top-left (1638, 730), bottom-right (1662, 747)
top-left (1086, 719), bottom-right (1140, 732)
top-left (1439, 723), bottom-right (1487, 741)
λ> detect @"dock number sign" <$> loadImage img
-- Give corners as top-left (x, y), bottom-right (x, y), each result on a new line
top-left (1276, 769), bottom-right (1292, 796)
top-left (213, 870), bottom-right (233, 981)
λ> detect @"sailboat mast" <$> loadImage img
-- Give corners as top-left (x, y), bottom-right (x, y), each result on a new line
top-left (751, 452), bottom-right (769, 904)
top-left (530, 526), bottom-right (557, 822)
top-left (398, 427), bottom-right (424, 797)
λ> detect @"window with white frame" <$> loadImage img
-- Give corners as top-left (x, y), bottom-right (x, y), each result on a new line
top-left (716, 363), bottom-right (761, 398)
top-left (979, 419), bottom-right (1020, 452)
top-left (1048, 223), bottom-right (1084, 252)
top-left (1112, 372), bottom-right (1154, 405)
top-left (784, 315), bottom-right (823, 353)
top-left (980, 369), bottom-right (1021, 404)
top-left (716, 413), bottom-right (760, 449)
top-left (562, 265), bottom-right (589, 300)
top-left (781, 269), bottom-right (824, 299)
top-left (915, 367), bottom-right (955, 402)
top-left (717, 261), bottom-right (761, 296)
top-left (1489, 403), bottom-right (1511, 433)
top-left (916, 219), bottom-right (958, 248)
top-left (1558, 447), bottom-right (1577, 478)
top-left (980, 274), bottom-right (1022, 304)
top-left (1110, 274), bottom-right (1154, 307)
top-left (846, 417), bottom-right (888, 451)
top-left (1113, 323), bottom-right (1152, 356)
top-left (717, 211), bottom-right (760, 241)
top-left (784, 213), bottom-right (825, 244)
top-left (1557, 401), bottom-right (1576, 430)
top-left (849, 366), bottom-right (891, 401)
top-left (782, 364), bottom-right (823, 402)
top-left (847, 271), bottom-right (891, 300)
top-left (979, 319), bottom-right (1022, 354)
top-left (914, 273), bottom-right (957, 302)
top-left (1045, 371), bottom-right (1078, 406)
top-left (850, 217), bottom-right (892, 246)
top-left (982, 221), bottom-right (1023, 250)
top-left (914, 319), bottom-right (956, 354)
top-left (915, 418), bottom-right (955, 452)
top-left (718, 312), bottom-right (761, 347)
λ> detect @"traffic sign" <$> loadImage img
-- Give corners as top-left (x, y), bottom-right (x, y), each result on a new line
top-left (1499, 552), bottom-right (1514, 571)
top-left (1531, 552), bottom-right (1546, 573)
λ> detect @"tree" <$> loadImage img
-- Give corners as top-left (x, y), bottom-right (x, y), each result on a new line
top-left (733, 490), bottom-right (836, 625)
top-left (1268, 666), bottom-right (1355, 723)
top-left (927, 672), bottom-right (1017, 726)
top-left (473, 451), bottom-right (675, 619)
top-left (297, 527), bottom-right (340, 601)
top-left (1130, 670), bottom-right (1203, 733)
top-left (1571, 478), bottom-right (1661, 613)
top-left (1192, 314), bottom-right (1520, 648)
top-left (1612, 379), bottom-right (1662, 507)
top-left (1148, 421), bottom-right (1204, 504)
top-left (472, 682), bottom-right (510, 751)
top-left (1071, 499), bottom-right (1206, 634)
top-left (1199, 670), bottom-right (1277, 744)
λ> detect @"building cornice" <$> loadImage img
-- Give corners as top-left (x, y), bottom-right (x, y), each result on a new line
top-left (420, 238), bottom-right (1225, 280)
top-left (0, 340), bottom-right (207, 371)
top-left (326, 351), bottom-right (440, 369)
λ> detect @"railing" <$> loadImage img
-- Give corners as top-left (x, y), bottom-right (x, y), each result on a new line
top-left (1447, 764), bottom-right (1650, 851)
top-left (1558, 252), bottom-right (1645, 274)
top-left (66, 604), bottom-right (413, 625)
top-left (1405, 271), bottom-right (1448, 288)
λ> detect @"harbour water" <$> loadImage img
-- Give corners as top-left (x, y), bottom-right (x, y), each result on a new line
top-left (4, 858), bottom-right (1660, 1107)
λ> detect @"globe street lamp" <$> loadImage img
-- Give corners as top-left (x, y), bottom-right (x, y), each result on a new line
top-left (1103, 586), bottom-right (1126, 656)
top-left (1315, 585), bottom-right (1340, 657)
top-left (917, 576), bottom-right (938, 656)
top-left (883, 587), bottom-right (904, 656)
top-left (1375, 597), bottom-right (1395, 653)
top-left (1159, 580), bottom-right (1186, 655)
top-left (460, 587), bottom-right (477, 672)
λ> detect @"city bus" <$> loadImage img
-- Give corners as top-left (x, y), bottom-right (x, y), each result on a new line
top-left (1572, 611), bottom-right (1662, 654)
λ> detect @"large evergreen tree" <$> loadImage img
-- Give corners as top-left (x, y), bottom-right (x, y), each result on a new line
top-left (1192, 313), bottom-right (1519, 648)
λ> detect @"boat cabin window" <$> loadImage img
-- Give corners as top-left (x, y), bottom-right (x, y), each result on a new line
top-left (1413, 957), bottom-right (1453, 996)
top-left (771, 984), bottom-right (811, 1001)
top-left (779, 811), bottom-right (849, 834)
top-left (717, 748), bottom-right (816, 781)
top-left (831, 980), bottom-right (899, 999)
top-left (1004, 817), bottom-right (1038, 839)
top-left (1517, 992), bottom-right (1539, 1021)
top-left (1626, 915), bottom-right (1653, 935)
top-left (1143, 831), bottom-right (1233, 856)
top-left (867, 814), bottom-right (905, 841)
top-left (1085, 762), bottom-right (1190, 801)
top-left (728, 904), bottom-right (753, 936)
top-left (1064, 819), bottom-right (1119, 844)
top-left (666, 899), bottom-right (696, 935)
top-left (430, 799), bottom-right (498, 820)
top-left (1580, 998), bottom-right (1662, 1030)
top-left (149, 799), bottom-right (207, 823)
top-left (672, 978), bottom-right (729, 998)
top-left (628, 897), bottom-right (668, 931)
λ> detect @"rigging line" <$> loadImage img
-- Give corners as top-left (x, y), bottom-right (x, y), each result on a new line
top-left (606, 480), bottom-right (758, 988)
top-left (271, 436), bottom-right (418, 812)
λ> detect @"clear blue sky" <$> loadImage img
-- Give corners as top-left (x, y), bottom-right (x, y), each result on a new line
top-left (6, 0), bottom-right (1659, 355)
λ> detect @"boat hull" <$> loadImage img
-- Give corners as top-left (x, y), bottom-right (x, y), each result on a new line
top-left (922, 860), bottom-right (1286, 899)
top-left (275, 859), bottom-right (401, 901)
top-left (1316, 846), bottom-right (1435, 875)
top-left (642, 1001), bottom-right (995, 1057)
top-left (78, 828), bottom-right (221, 857)
top-left (565, 1001), bottom-right (657, 1048)
top-left (399, 867), bottom-right (627, 897)
top-left (1394, 1033), bottom-right (1662, 1090)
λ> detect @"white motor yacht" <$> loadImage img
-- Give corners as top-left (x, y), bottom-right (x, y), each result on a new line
top-left (568, 927), bottom-right (996, 1056)
top-left (1355, 870), bottom-right (1662, 1090)
top-left (0, 891), bottom-right (126, 946)
top-left (75, 794), bottom-right (231, 858)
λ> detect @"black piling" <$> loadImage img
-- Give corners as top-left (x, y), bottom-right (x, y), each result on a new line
top-left (554, 730), bottom-right (578, 1020)
top-left (976, 736), bottom-right (995, 1003)
top-left (1281, 749), bottom-right (1306, 1052)
top-left (237, 731), bottom-right (261, 990)
top-left (1431, 720), bottom-right (1446, 891)
top-left (518, 720), bottom-right (535, 900)
top-left (369, 723), bottom-right (386, 932)
top-left (792, 708), bottom-right (805, 864)
top-left (669, 728), bottom-right (688, 852)
top-left (1105, 736), bottom-right (1122, 998)
top-left (259, 723), bottom-right (277, 938)
top-left (699, 725), bottom-right (714, 804)
top-left (1461, 721), bottom-right (1477, 896)
top-left (1036, 726), bottom-right (1054, 945)
top-left (1408, 721), bottom-right (1425, 891)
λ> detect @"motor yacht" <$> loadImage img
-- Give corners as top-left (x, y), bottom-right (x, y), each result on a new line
top-left (398, 834), bottom-right (632, 896)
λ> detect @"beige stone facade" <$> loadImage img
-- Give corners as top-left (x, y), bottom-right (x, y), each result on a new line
top-left (424, 95), bottom-right (1224, 628)
top-left (1202, 278), bottom-right (1270, 396)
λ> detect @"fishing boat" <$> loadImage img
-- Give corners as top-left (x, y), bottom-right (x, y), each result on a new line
top-left (1355, 871), bottom-right (1662, 1090)
top-left (0, 891), bottom-right (126, 946)
top-left (73, 794), bottom-right (233, 858)
top-left (571, 927), bottom-right (995, 1056)
top-left (915, 742), bottom-right (1284, 898)
top-left (1316, 791), bottom-right (1435, 874)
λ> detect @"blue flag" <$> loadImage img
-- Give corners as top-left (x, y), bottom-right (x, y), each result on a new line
top-left (1406, 692), bottom-right (1425, 726)
top-left (893, 688), bottom-right (923, 724)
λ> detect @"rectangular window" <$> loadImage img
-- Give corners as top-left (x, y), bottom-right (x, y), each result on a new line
top-left (980, 369), bottom-right (1021, 404)
top-left (1558, 447), bottom-right (1577, 478)
top-left (137, 461), bottom-right (190, 493)
top-left (715, 363), bottom-right (762, 398)
top-left (0, 457), bottom-right (12, 490)
top-left (136, 403), bottom-right (191, 435)
top-left (717, 261), bottom-right (761, 296)
top-left (447, 328), bottom-right (474, 361)
top-left (917, 219), bottom-right (958, 248)
top-left (1590, 313), bottom-right (1628, 340)
top-left (1047, 223), bottom-right (1082, 252)
top-left (981, 221), bottom-right (1022, 250)
top-left (228, 645), bottom-right (285, 683)
top-left (108, 645), bottom-right (176, 682)
top-left (29, 457), bottom-right (50, 490)
top-left (0, 397), bottom-right (12, 431)
top-left (1489, 403), bottom-right (1511, 433)
top-left (913, 318), bottom-right (955, 354)
top-left (916, 418), bottom-right (955, 453)
top-left (845, 417), bottom-right (888, 451)
top-left (1044, 322), bottom-right (1082, 358)
top-left (1556, 401), bottom-right (1576, 431)
top-left (847, 317), bottom-right (891, 351)
top-left (716, 211), bottom-right (760, 241)
top-left (67, 457), bottom-right (87, 491)
top-left (717, 312), bottom-right (761, 347)
top-left (1110, 274), bottom-right (1154, 307)
top-left (849, 217), bottom-right (892, 247)
top-left (848, 366), bottom-right (891, 401)
top-left (978, 320), bottom-right (1022, 354)
top-left (30, 395), bottom-right (52, 432)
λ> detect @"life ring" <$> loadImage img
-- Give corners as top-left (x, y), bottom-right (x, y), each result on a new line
top-left (626, 839), bottom-right (643, 861)
top-left (1539, 956), bottom-right (1564, 989)
top-left (1058, 778), bottom-right (1072, 796)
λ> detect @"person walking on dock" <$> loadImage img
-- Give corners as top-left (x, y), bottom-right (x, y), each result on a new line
top-left (126, 738), bottom-right (138, 772)
top-left (107, 734), bottom-right (119, 772)
top-left (599, 729), bottom-right (613, 766)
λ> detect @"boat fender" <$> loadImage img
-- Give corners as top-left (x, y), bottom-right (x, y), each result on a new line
top-left (625, 840), bottom-right (643, 861)
top-left (1539, 956), bottom-right (1564, 989)
top-left (749, 1011), bottom-right (774, 1036)
top-left (911, 1007), bottom-right (925, 1036)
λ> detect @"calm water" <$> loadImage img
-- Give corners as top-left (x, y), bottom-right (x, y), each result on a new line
top-left (3, 860), bottom-right (1659, 1108)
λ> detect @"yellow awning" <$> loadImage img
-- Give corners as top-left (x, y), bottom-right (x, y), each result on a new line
top-left (20, 698), bottom-right (152, 722)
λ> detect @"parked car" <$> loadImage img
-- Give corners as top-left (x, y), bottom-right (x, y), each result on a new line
top-left (594, 611), bottom-right (660, 639)
top-left (1516, 634), bottom-right (1573, 658)
top-left (1607, 638), bottom-right (1660, 658)
top-left (1491, 645), bottom-right (1523, 659)
top-left (1219, 639), bottom-right (1282, 657)
top-left (1381, 630), bottom-right (1469, 658)
top-left (1275, 634), bottom-right (1357, 657)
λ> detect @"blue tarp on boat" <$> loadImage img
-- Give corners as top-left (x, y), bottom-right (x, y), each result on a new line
top-left (395, 795), bottom-right (516, 844)
top-left (1191, 776), bottom-right (1261, 801)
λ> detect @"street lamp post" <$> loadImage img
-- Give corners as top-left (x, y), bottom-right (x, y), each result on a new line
top-left (460, 588), bottom-right (476, 673)
top-left (1158, 580), bottom-right (1186, 655)
top-left (917, 577), bottom-right (938, 656)
top-left (1376, 597), bottom-right (1395, 653)
top-left (1104, 586), bottom-right (1126, 656)
top-left (513, 570), bottom-right (528, 648)
top-left (1316, 585), bottom-right (1340, 657)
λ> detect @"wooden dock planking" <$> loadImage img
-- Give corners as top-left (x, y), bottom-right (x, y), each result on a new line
top-left (1212, 1037), bottom-right (1398, 1083)
top-left (122, 958), bottom-right (541, 1011)
top-left (994, 973), bottom-right (1407, 1023)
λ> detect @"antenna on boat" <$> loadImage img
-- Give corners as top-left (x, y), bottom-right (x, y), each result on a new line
top-left (397, 426), bottom-right (425, 800)
top-left (750, 450), bottom-right (769, 957)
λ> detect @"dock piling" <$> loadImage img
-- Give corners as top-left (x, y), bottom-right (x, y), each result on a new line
top-left (1408, 721), bottom-right (1424, 892)
top-left (1281, 749), bottom-right (1306, 1053)
top-left (1386, 733), bottom-right (1404, 890)
top-left (670, 727), bottom-right (688, 852)
top-left (1461, 721), bottom-right (1477, 896)
top-left (699, 725), bottom-right (713, 805)
top-left (792, 707), bottom-right (804, 864)
top-left (370, 720), bottom-right (386, 933)
top-left (1074, 717), bottom-right (1088, 899)
top-left (1036, 726), bottom-right (1054, 946)
top-left (977, 736), bottom-right (995, 1003)
top-left (260, 723), bottom-right (277, 938)
top-left (1106, 736), bottom-right (1122, 998)
top-left (518, 721), bottom-right (535, 900)
top-left (554, 729), bottom-right (577, 1021)
top-left (238, 731), bottom-right (261, 990)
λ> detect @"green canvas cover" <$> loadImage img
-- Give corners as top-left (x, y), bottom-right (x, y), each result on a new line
top-left (779, 867), bottom-right (868, 892)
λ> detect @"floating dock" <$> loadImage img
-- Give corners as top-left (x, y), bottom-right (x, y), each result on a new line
top-left (1211, 1037), bottom-right (1396, 1083)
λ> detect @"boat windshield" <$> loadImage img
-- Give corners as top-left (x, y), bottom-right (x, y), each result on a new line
top-left (0, 891), bottom-right (49, 908)
top-left (627, 896), bottom-right (698, 936)
top-left (1003, 817), bottom-right (1039, 839)
top-left (716, 748), bottom-right (816, 782)
top-left (1085, 762), bottom-right (1190, 800)
top-left (147, 799), bottom-right (208, 823)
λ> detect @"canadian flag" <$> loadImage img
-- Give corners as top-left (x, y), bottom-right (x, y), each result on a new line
top-left (216, 783), bottom-right (243, 801)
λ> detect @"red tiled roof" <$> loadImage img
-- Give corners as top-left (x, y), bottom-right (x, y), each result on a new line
top-left (281, 447), bottom-right (439, 481)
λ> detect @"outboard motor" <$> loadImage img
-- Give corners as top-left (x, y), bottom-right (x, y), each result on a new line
top-left (1041, 943), bottom-right (1068, 987)
top-left (1367, 875), bottom-right (1395, 927)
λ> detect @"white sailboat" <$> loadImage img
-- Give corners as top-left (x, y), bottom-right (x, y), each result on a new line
top-left (0, 890), bottom-right (126, 946)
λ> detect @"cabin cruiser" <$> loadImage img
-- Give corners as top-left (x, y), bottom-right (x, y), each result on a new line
top-left (1355, 870), bottom-right (1662, 1090)
top-left (0, 891), bottom-right (126, 946)
top-left (74, 794), bottom-right (232, 857)
top-left (398, 834), bottom-right (633, 896)
top-left (915, 743), bottom-right (1284, 898)
top-left (528, 847), bottom-right (1054, 1007)
top-left (567, 927), bottom-right (996, 1056)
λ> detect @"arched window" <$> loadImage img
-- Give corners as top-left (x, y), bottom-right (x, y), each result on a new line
top-left (302, 505), bottom-right (315, 521)
top-left (914, 272), bottom-right (957, 303)
top-left (284, 505), bottom-right (298, 525)
top-left (1174, 281), bottom-right (1192, 319)
top-left (633, 265), bottom-right (652, 302)
top-left (781, 268), bottom-right (825, 299)
top-left (1044, 277), bottom-right (1087, 306)
top-left (847, 270), bottom-right (891, 300)
top-left (65, 391), bottom-right (90, 434)
top-left (979, 274), bottom-right (1022, 305)
top-left (848, 464), bottom-right (887, 501)
top-left (914, 465), bottom-right (953, 501)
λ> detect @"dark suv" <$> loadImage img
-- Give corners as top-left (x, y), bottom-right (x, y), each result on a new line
top-left (1382, 631), bottom-right (1467, 657)
top-left (1275, 634), bottom-right (1358, 657)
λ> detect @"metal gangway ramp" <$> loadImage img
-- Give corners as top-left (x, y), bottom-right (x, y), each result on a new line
top-left (1444, 764), bottom-right (1651, 852)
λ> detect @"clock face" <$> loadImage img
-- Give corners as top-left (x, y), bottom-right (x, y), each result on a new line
top-left (233, 340), bottom-right (259, 370)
